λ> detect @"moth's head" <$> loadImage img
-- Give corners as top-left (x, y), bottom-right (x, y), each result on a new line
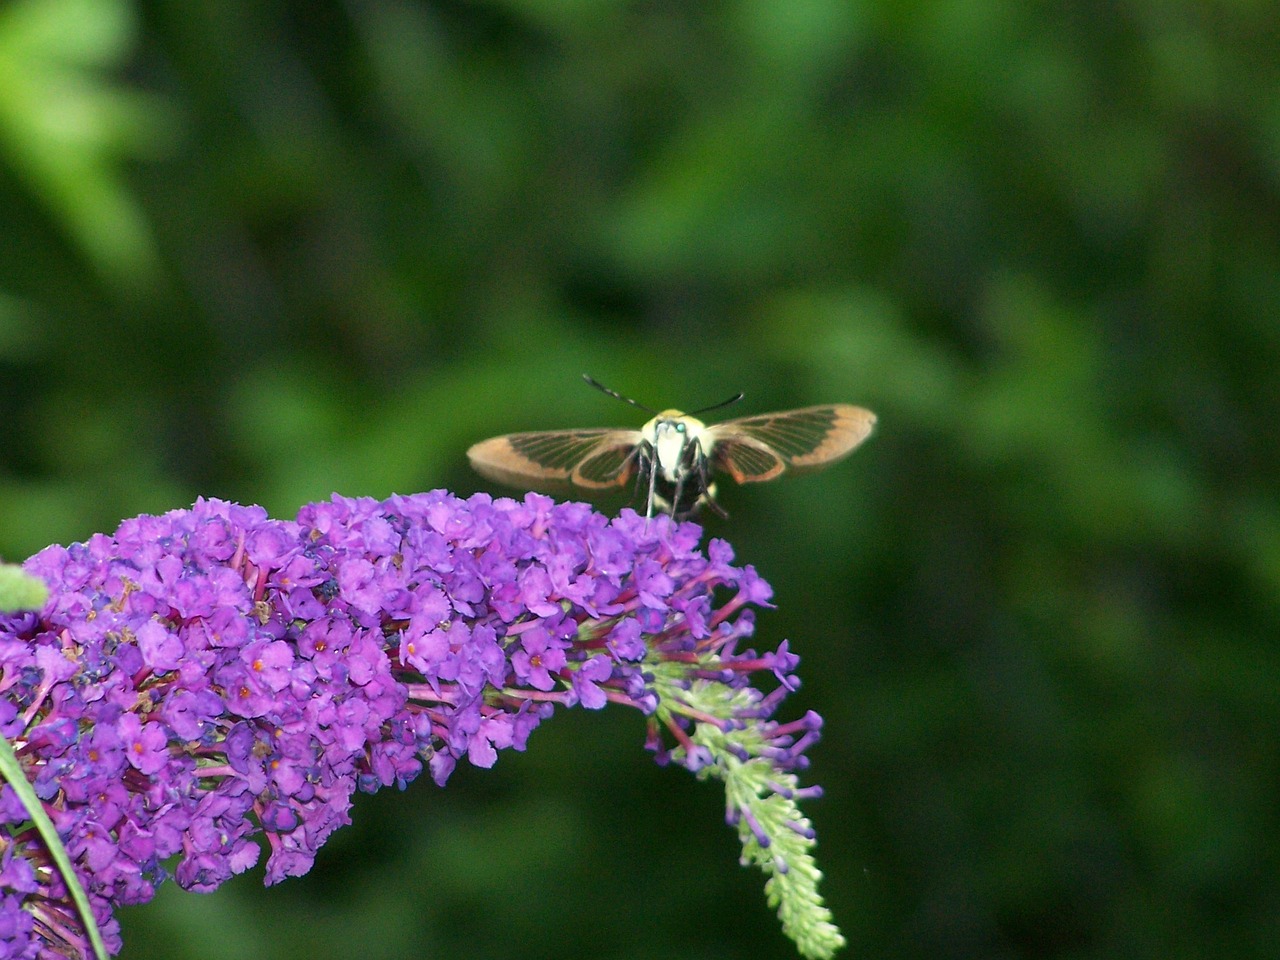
top-left (642, 411), bottom-right (707, 478)
top-left (641, 411), bottom-right (706, 444)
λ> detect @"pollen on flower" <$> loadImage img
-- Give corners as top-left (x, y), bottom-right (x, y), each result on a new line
top-left (0, 490), bottom-right (825, 960)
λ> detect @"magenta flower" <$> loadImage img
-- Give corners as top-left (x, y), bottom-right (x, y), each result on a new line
top-left (0, 491), bottom-right (841, 959)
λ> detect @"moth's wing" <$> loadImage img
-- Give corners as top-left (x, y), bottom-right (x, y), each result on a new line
top-left (570, 430), bottom-right (644, 488)
top-left (706, 405), bottom-right (876, 484)
top-left (468, 428), bottom-right (642, 491)
top-left (705, 433), bottom-right (787, 484)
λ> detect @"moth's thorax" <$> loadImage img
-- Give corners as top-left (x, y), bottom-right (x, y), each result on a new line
top-left (642, 410), bottom-right (707, 482)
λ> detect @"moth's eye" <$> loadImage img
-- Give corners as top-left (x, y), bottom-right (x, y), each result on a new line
top-left (675, 423), bottom-right (686, 433)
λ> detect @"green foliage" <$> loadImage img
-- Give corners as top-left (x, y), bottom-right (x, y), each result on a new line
top-left (0, 0), bottom-right (171, 291)
top-left (0, 733), bottom-right (108, 959)
top-left (1, 0), bottom-right (1277, 958)
top-left (665, 668), bottom-right (847, 960)
top-left (0, 565), bottom-right (99, 956)
top-left (0, 564), bottom-right (47, 612)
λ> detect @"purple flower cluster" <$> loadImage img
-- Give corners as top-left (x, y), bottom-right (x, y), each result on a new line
top-left (0, 491), bottom-right (802, 959)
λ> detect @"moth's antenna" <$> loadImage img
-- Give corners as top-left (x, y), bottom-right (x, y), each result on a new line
top-left (584, 373), bottom-right (741, 417)
top-left (583, 374), bottom-right (657, 414)
top-left (689, 391), bottom-right (744, 416)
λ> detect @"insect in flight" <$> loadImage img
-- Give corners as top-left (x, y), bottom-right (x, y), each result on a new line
top-left (467, 375), bottom-right (876, 520)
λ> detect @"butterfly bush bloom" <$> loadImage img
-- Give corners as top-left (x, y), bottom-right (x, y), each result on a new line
top-left (0, 492), bottom-right (842, 959)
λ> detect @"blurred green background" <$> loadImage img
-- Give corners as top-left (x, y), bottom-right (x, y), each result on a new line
top-left (3, 0), bottom-right (1278, 957)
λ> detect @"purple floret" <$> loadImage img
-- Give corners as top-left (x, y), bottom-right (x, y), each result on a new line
top-left (0, 490), bottom-right (812, 958)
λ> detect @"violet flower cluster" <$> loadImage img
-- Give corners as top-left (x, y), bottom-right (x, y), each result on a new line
top-left (0, 491), bottom-right (825, 959)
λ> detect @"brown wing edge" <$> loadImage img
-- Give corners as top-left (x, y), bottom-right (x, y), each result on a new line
top-left (467, 436), bottom-right (574, 490)
top-left (785, 405), bottom-right (876, 469)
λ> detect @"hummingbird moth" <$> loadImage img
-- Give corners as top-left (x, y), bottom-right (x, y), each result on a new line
top-left (467, 375), bottom-right (875, 519)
